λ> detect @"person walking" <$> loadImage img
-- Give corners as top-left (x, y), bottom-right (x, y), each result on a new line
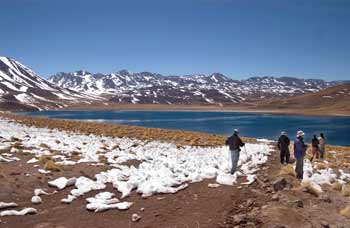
top-left (294, 130), bottom-right (308, 180)
top-left (277, 131), bottom-right (290, 165)
top-left (318, 133), bottom-right (326, 159)
top-left (310, 134), bottom-right (320, 161)
top-left (225, 129), bottom-right (245, 175)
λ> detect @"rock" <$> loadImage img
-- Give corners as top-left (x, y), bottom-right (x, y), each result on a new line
top-left (320, 221), bottom-right (330, 228)
top-left (246, 199), bottom-right (254, 207)
top-left (271, 194), bottom-right (279, 201)
top-left (232, 214), bottom-right (247, 224)
top-left (293, 200), bottom-right (303, 208)
top-left (265, 187), bottom-right (273, 194)
top-left (31, 196), bottom-right (42, 204)
top-left (131, 213), bottom-right (141, 222)
top-left (269, 225), bottom-right (288, 228)
top-left (208, 183), bottom-right (220, 188)
top-left (320, 195), bottom-right (331, 203)
top-left (273, 177), bottom-right (287, 191)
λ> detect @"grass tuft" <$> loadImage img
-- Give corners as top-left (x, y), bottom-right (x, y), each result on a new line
top-left (341, 184), bottom-right (350, 197)
top-left (340, 206), bottom-right (350, 218)
top-left (299, 182), bottom-right (321, 197)
top-left (332, 181), bottom-right (343, 191)
top-left (39, 143), bottom-right (50, 149)
top-left (39, 155), bottom-right (53, 163)
top-left (43, 160), bottom-right (61, 172)
top-left (315, 163), bottom-right (328, 170)
top-left (279, 164), bottom-right (296, 177)
top-left (98, 155), bottom-right (108, 164)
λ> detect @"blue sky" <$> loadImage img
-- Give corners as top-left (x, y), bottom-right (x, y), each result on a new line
top-left (0, 0), bottom-right (349, 80)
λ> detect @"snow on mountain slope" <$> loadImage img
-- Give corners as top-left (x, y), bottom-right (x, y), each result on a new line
top-left (1, 56), bottom-right (344, 109)
top-left (49, 70), bottom-right (340, 105)
top-left (0, 57), bottom-right (102, 111)
top-left (49, 71), bottom-right (245, 104)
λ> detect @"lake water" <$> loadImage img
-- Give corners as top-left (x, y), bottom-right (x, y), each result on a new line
top-left (20, 111), bottom-right (350, 146)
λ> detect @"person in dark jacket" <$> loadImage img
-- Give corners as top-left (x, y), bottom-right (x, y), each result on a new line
top-left (225, 129), bottom-right (245, 175)
top-left (318, 133), bottom-right (326, 159)
top-left (294, 130), bottom-right (308, 179)
top-left (310, 134), bottom-right (320, 162)
top-left (277, 131), bottom-right (290, 165)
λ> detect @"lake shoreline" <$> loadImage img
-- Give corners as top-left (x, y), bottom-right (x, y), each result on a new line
top-left (2, 111), bottom-right (349, 148)
top-left (58, 103), bottom-right (350, 117)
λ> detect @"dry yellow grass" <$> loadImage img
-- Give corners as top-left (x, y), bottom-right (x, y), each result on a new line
top-left (43, 160), bottom-right (61, 172)
top-left (39, 143), bottom-right (50, 149)
top-left (332, 181), bottom-right (343, 191)
top-left (98, 155), bottom-right (108, 164)
top-left (50, 150), bottom-right (62, 155)
top-left (10, 136), bottom-right (20, 142)
top-left (327, 162), bottom-right (340, 169)
top-left (315, 163), bottom-right (328, 170)
top-left (12, 141), bottom-right (23, 150)
top-left (0, 171), bottom-right (6, 179)
top-left (340, 206), bottom-right (350, 218)
top-left (39, 155), bottom-right (53, 164)
top-left (69, 151), bottom-right (81, 162)
top-left (0, 146), bottom-right (11, 154)
top-left (296, 182), bottom-right (321, 197)
top-left (279, 165), bottom-right (296, 177)
top-left (111, 144), bottom-right (120, 150)
top-left (341, 184), bottom-right (350, 197)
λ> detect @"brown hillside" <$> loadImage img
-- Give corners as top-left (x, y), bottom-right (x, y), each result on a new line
top-left (257, 84), bottom-right (350, 115)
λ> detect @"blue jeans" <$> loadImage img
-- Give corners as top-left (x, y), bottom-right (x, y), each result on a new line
top-left (230, 149), bottom-right (240, 174)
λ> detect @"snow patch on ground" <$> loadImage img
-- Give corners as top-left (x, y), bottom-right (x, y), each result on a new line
top-left (0, 117), bottom-right (275, 214)
top-left (302, 159), bottom-right (349, 191)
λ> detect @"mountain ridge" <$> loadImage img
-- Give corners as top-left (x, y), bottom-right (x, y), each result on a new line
top-left (48, 69), bottom-right (345, 105)
top-left (0, 56), bottom-right (348, 111)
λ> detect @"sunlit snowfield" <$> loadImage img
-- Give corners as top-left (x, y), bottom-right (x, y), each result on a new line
top-left (22, 111), bottom-right (350, 146)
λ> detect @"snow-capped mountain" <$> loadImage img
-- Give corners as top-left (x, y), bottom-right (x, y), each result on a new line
top-left (49, 70), bottom-right (341, 105)
top-left (0, 57), bottom-right (101, 111)
top-left (1, 56), bottom-right (345, 110)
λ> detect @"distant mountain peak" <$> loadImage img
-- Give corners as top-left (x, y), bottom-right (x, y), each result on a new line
top-left (74, 70), bottom-right (91, 76)
top-left (117, 69), bottom-right (132, 76)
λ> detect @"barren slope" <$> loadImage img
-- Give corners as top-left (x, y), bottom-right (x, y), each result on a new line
top-left (257, 84), bottom-right (350, 115)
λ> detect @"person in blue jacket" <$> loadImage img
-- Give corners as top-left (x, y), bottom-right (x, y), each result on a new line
top-left (294, 130), bottom-right (308, 179)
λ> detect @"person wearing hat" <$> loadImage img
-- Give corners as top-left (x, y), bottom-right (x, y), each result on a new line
top-left (225, 129), bottom-right (245, 175)
top-left (294, 130), bottom-right (308, 179)
top-left (277, 131), bottom-right (290, 165)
